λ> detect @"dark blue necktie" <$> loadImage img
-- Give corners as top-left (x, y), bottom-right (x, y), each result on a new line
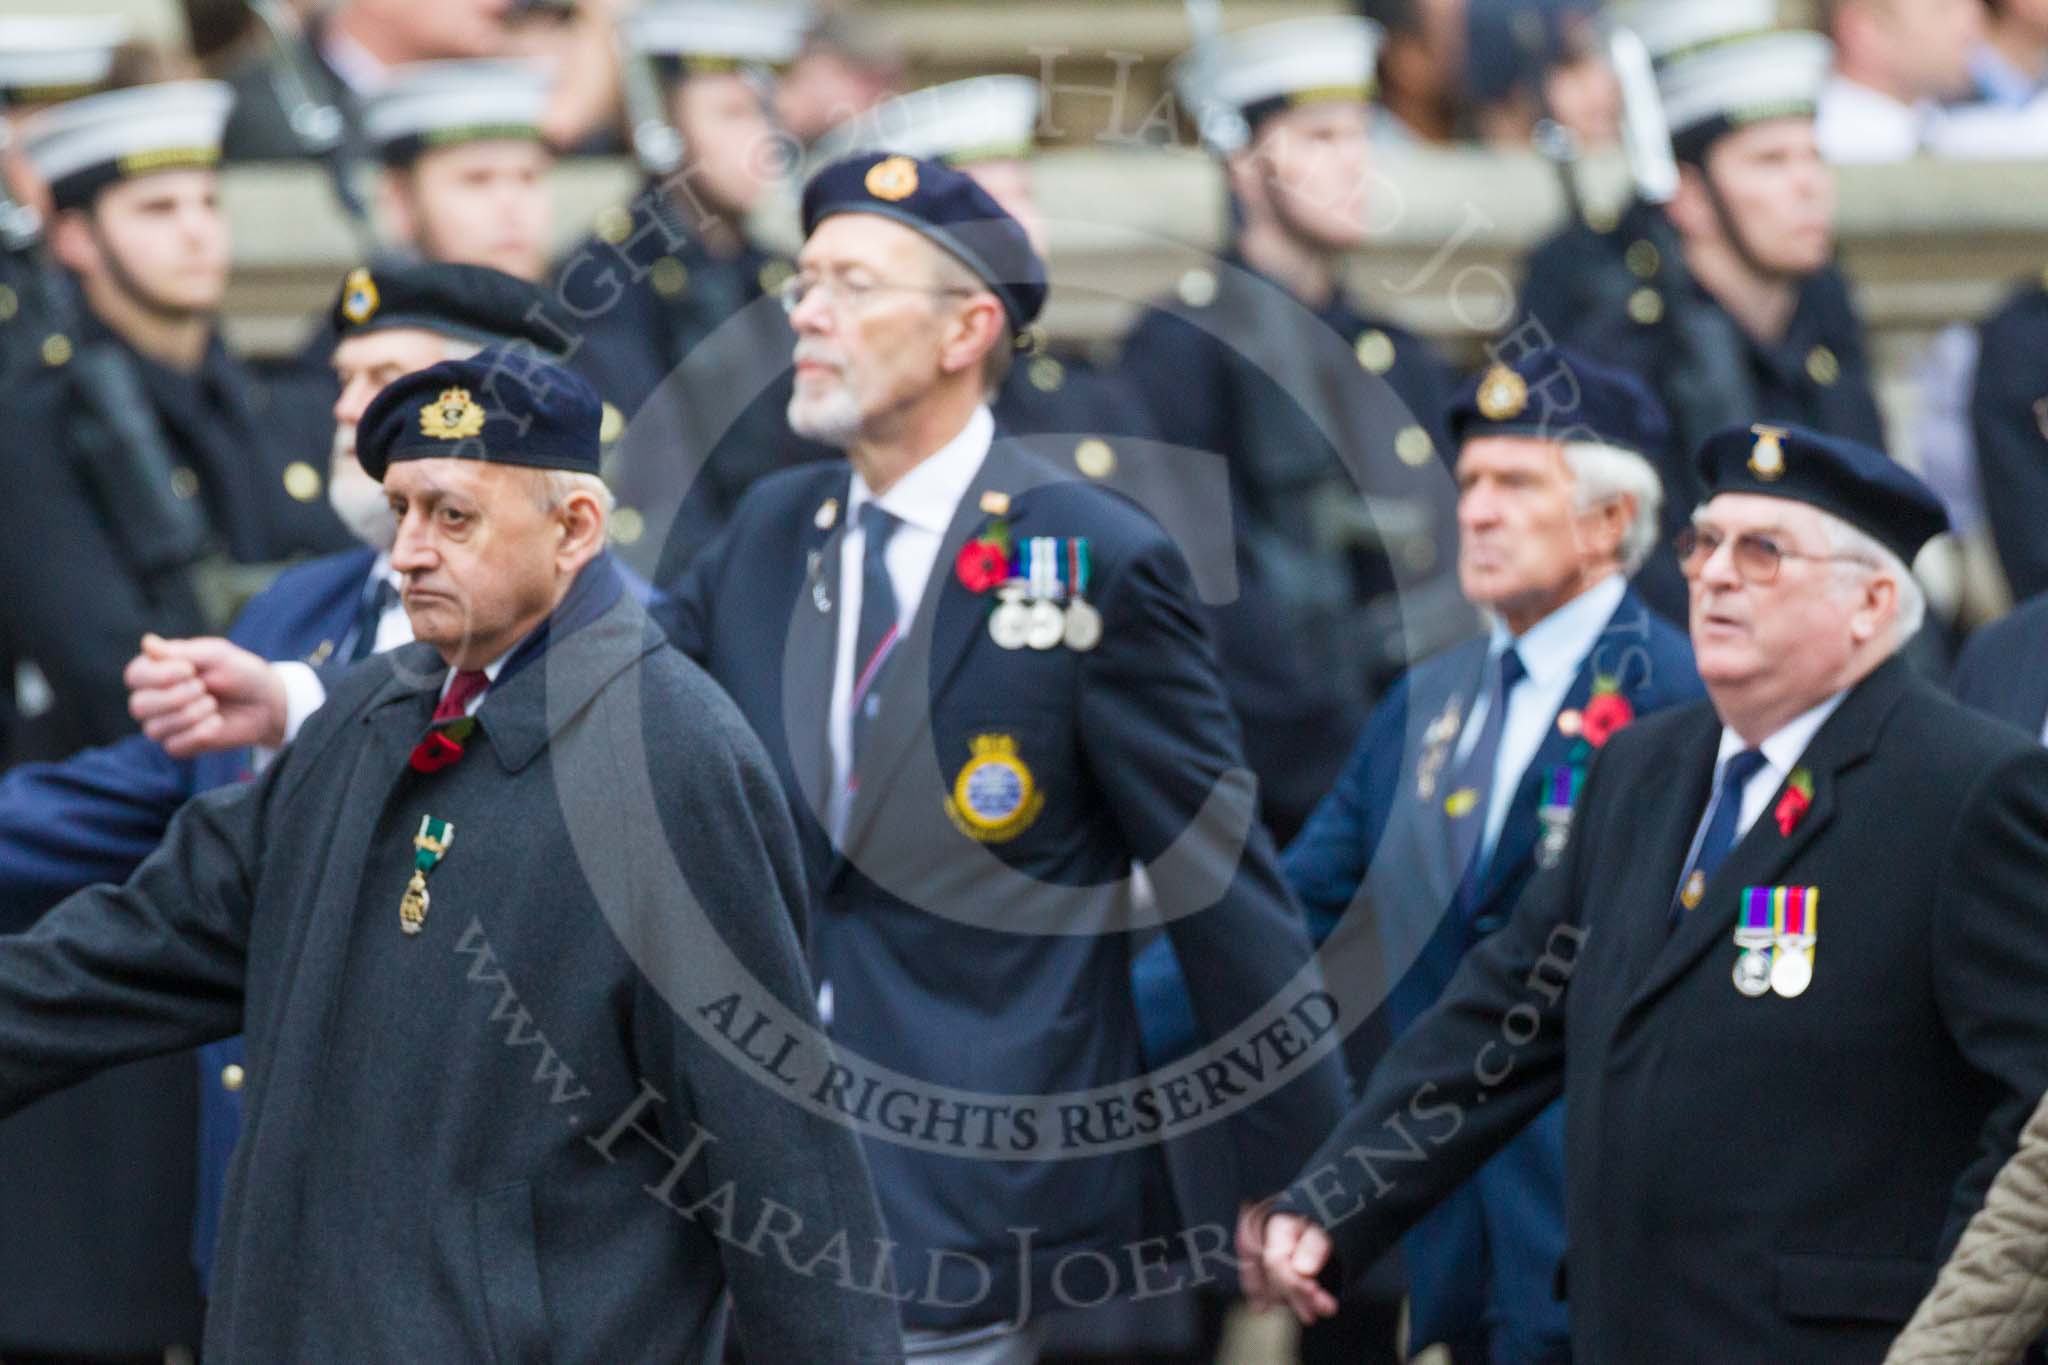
top-left (847, 503), bottom-right (901, 784)
top-left (1446, 646), bottom-right (1526, 910)
top-left (348, 578), bottom-right (399, 663)
top-left (1673, 748), bottom-right (1768, 923)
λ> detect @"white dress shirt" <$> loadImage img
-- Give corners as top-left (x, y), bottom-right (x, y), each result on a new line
top-left (827, 405), bottom-right (994, 814)
top-left (272, 555), bottom-right (411, 747)
top-left (1456, 574), bottom-right (1629, 860)
top-left (1673, 687), bottom-right (1850, 885)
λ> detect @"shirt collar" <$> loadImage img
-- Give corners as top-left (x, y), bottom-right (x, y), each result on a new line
top-left (846, 404), bottom-right (995, 536)
top-left (1970, 44), bottom-right (2041, 107)
top-left (319, 25), bottom-right (389, 96)
top-left (1486, 573), bottom-right (1628, 688)
top-left (1716, 687), bottom-right (1851, 779)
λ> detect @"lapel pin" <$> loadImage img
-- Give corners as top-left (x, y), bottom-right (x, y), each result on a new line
top-left (815, 497), bottom-right (839, 530)
top-left (979, 490), bottom-right (1011, 517)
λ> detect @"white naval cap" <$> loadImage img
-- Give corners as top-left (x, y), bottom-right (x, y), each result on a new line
top-left (1606, 0), bottom-right (1784, 66)
top-left (364, 60), bottom-right (554, 165)
top-left (1172, 14), bottom-right (1383, 154)
top-left (0, 15), bottom-right (128, 108)
top-left (1658, 28), bottom-right (1832, 151)
top-left (624, 1), bottom-right (810, 68)
top-left (21, 79), bottom-right (232, 211)
top-left (811, 75), bottom-right (1039, 169)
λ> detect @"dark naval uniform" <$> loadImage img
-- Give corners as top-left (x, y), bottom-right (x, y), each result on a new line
top-left (1517, 199), bottom-right (1887, 620)
top-left (1120, 257), bottom-right (1467, 840)
top-left (1269, 428), bottom-right (2048, 1362)
top-left (1968, 276), bottom-right (2048, 601)
top-left (1951, 590), bottom-right (2048, 737)
top-left (0, 314), bottom-right (352, 762)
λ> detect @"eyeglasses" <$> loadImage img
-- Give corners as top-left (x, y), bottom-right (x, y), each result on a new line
top-left (1674, 524), bottom-right (1873, 585)
top-left (776, 270), bottom-right (975, 316)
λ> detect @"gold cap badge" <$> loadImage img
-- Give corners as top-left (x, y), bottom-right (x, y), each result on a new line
top-left (1748, 424), bottom-right (1789, 481)
top-left (341, 267), bottom-right (379, 325)
top-left (1476, 364), bottom-right (1529, 421)
top-left (865, 155), bottom-right (919, 202)
top-left (420, 387), bottom-right (486, 441)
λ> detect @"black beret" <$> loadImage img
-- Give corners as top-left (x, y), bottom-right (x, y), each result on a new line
top-left (800, 151), bottom-right (1047, 332)
top-left (355, 345), bottom-right (601, 482)
top-left (1449, 345), bottom-right (1670, 460)
top-left (1695, 422), bottom-right (1949, 565)
top-left (330, 260), bottom-right (571, 353)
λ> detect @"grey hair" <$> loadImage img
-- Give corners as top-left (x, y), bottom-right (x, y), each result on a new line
top-left (535, 468), bottom-right (616, 518)
top-left (1817, 510), bottom-right (1926, 646)
top-left (1562, 440), bottom-right (1663, 575)
top-left (443, 338), bottom-right (485, 362)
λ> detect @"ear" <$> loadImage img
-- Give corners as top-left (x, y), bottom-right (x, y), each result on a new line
top-left (553, 488), bottom-right (610, 575)
top-left (377, 168), bottom-right (418, 249)
top-left (1580, 490), bottom-right (1635, 565)
top-left (46, 208), bottom-right (97, 276)
top-left (1848, 570), bottom-right (1900, 646)
top-left (937, 294), bottom-right (1006, 380)
top-left (1224, 145), bottom-right (1268, 218)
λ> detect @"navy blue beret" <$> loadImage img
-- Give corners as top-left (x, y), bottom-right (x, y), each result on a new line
top-left (331, 260), bottom-right (570, 353)
top-left (800, 151), bottom-right (1047, 332)
top-left (355, 345), bottom-right (602, 482)
top-left (1695, 422), bottom-right (1948, 565)
top-left (1449, 345), bottom-right (1670, 460)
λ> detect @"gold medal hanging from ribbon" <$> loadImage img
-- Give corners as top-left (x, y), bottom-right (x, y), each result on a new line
top-left (399, 814), bottom-right (455, 936)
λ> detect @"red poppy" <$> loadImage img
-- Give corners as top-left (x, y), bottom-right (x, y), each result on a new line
top-left (1774, 785), bottom-right (1812, 837)
top-left (409, 730), bottom-right (466, 773)
top-left (1580, 692), bottom-right (1635, 747)
top-left (955, 539), bottom-right (1009, 594)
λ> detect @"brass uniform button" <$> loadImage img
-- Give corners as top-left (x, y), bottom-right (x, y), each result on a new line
top-left (0, 284), bottom-right (16, 320)
top-left (169, 466), bottom-right (200, 500)
top-left (611, 505), bottom-right (645, 545)
top-left (1395, 424), bottom-right (1434, 466)
top-left (41, 333), bottom-right (72, 366)
top-left (1627, 287), bottom-right (1664, 326)
top-left (282, 461), bottom-right (322, 503)
top-left (1586, 202), bottom-right (1620, 233)
top-left (594, 205), bottom-right (632, 246)
top-left (1074, 438), bottom-right (1116, 480)
top-left (757, 259), bottom-right (794, 295)
top-left (650, 257), bottom-right (688, 298)
top-left (1355, 329), bottom-right (1396, 375)
top-left (1624, 239), bottom-right (1660, 279)
top-left (599, 402), bottom-right (626, 445)
top-left (1177, 267), bottom-right (1218, 308)
top-left (1028, 355), bottom-right (1065, 392)
top-left (221, 1064), bottom-right (246, 1093)
top-left (1805, 345), bottom-right (1840, 387)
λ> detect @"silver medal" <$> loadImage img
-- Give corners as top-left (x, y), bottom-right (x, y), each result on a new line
top-left (1063, 598), bottom-right (1103, 652)
top-left (1770, 949), bottom-right (1813, 999)
top-left (1025, 599), bottom-right (1066, 651)
top-left (1733, 949), bottom-right (1772, 998)
top-left (989, 588), bottom-right (1031, 650)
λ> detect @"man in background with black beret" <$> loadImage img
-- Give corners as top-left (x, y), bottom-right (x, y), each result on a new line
top-left (1245, 424), bottom-right (2048, 1359)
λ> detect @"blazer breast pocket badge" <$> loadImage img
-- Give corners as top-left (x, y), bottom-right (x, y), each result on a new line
top-left (945, 733), bottom-right (1045, 844)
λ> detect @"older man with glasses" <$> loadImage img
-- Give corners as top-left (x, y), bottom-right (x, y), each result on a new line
top-left (1239, 422), bottom-right (2048, 1361)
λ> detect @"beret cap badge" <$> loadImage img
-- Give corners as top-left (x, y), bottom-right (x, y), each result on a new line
top-left (1748, 424), bottom-right (1788, 481)
top-left (340, 266), bottom-right (379, 324)
top-left (419, 387), bottom-right (486, 441)
top-left (864, 154), bottom-right (919, 202)
top-left (1476, 364), bottom-right (1529, 421)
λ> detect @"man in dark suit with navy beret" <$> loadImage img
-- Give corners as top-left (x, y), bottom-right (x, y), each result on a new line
top-left (1244, 423), bottom-right (2048, 1361)
top-left (658, 151), bottom-right (1348, 1363)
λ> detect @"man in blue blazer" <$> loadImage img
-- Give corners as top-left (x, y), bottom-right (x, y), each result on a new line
top-left (657, 152), bottom-right (1347, 1363)
top-left (1277, 348), bottom-right (1703, 1363)
top-left (0, 259), bottom-right (577, 1310)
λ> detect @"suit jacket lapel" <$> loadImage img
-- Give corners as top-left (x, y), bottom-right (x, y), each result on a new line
top-left (778, 469), bottom-right (851, 839)
top-left (836, 439), bottom-right (1036, 859)
top-left (1626, 656), bottom-right (1911, 1015)
top-left (1478, 660), bottom-right (1599, 905)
